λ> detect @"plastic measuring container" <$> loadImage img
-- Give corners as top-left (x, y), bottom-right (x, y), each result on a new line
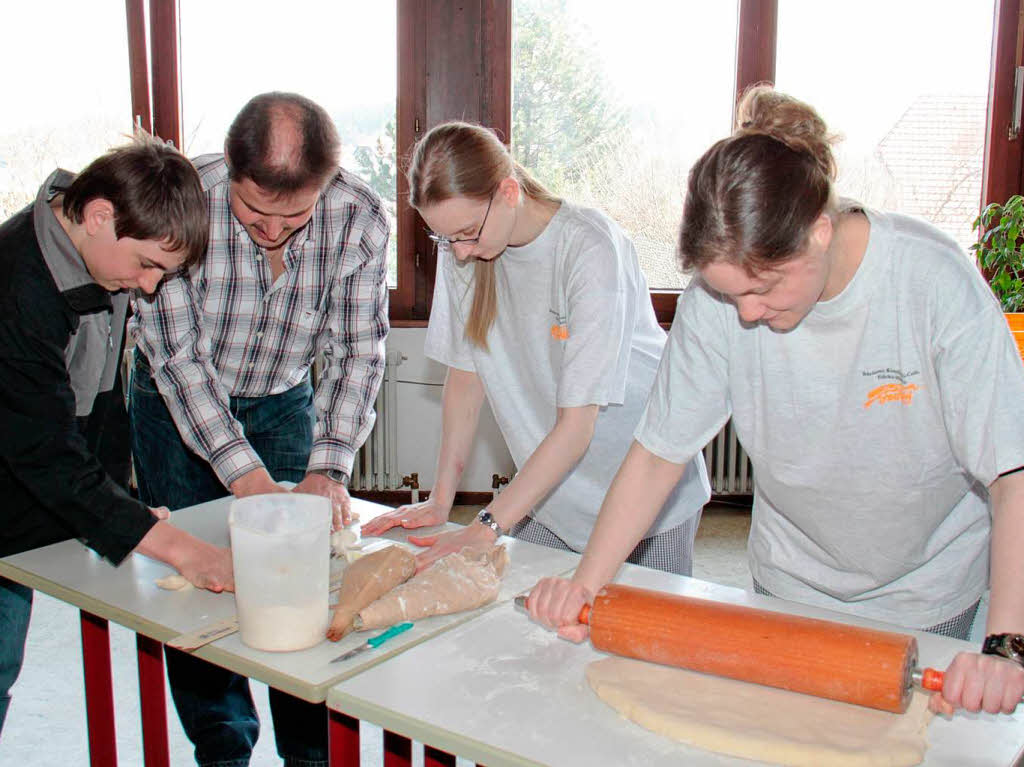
top-left (228, 493), bottom-right (331, 651)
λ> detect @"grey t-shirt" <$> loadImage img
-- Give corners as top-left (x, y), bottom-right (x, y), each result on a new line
top-left (425, 202), bottom-right (709, 551)
top-left (636, 205), bottom-right (1024, 627)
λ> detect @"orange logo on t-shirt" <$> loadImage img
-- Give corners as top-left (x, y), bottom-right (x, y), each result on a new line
top-left (863, 383), bottom-right (921, 408)
top-left (550, 324), bottom-right (569, 341)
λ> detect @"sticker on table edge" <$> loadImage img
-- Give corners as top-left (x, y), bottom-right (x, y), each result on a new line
top-left (167, 617), bottom-right (239, 651)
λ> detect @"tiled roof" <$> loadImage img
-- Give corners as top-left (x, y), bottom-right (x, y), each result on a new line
top-left (633, 234), bottom-right (689, 290)
top-left (873, 94), bottom-right (986, 251)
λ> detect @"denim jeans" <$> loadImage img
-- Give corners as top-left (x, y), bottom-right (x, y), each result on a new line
top-left (128, 352), bottom-right (327, 767)
top-left (0, 577), bottom-right (33, 740)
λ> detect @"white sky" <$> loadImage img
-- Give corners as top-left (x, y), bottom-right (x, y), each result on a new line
top-left (0, 1), bottom-right (996, 181)
top-left (563, 0), bottom-right (994, 154)
top-left (177, 0), bottom-right (397, 154)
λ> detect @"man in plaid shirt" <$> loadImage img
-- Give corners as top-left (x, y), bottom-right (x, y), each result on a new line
top-left (127, 92), bottom-right (389, 767)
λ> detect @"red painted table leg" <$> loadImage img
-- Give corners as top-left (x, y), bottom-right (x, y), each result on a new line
top-left (135, 634), bottom-right (169, 767)
top-left (424, 745), bottom-right (457, 767)
top-left (328, 708), bottom-right (360, 766)
top-left (80, 611), bottom-right (118, 767)
top-left (383, 729), bottom-right (412, 767)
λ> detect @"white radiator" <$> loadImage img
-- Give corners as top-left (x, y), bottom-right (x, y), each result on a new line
top-left (703, 420), bottom-right (753, 496)
top-left (349, 348), bottom-right (405, 491)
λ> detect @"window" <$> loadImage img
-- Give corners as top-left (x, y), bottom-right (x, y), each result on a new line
top-left (178, 0), bottom-right (399, 284)
top-left (776, 0), bottom-right (993, 254)
top-left (0, 3), bottom-right (134, 220)
top-left (511, 0), bottom-right (738, 290)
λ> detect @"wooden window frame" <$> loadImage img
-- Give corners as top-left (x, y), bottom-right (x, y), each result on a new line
top-left (983, 0), bottom-right (1024, 208)
top-left (141, 0), bottom-right (1021, 327)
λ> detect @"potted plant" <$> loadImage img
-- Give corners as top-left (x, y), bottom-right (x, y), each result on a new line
top-left (971, 194), bottom-right (1024, 356)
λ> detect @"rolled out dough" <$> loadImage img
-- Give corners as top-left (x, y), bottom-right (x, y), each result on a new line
top-left (586, 657), bottom-right (932, 767)
top-left (356, 545), bottom-right (509, 630)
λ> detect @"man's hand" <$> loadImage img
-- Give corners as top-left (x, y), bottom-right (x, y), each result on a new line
top-left (409, 521), bottom-right (495, 573)
top-left (929, 651), bottom-right (1024, 715)
top-left (361, 497), bottom-right (449, 537)
top-left (293, 472), bottom-right (352, 529)
top-left (229, 467), bottom-right (288, 498)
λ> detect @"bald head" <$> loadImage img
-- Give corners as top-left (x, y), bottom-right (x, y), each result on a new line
top-left (225, 92), bottom-right (341, 195)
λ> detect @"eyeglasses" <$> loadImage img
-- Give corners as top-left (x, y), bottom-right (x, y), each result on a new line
top-left (426, 189), bottom-right (496, 249)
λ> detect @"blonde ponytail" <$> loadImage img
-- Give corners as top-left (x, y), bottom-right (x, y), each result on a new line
top-left (408, 122), bottom-right (559, 348)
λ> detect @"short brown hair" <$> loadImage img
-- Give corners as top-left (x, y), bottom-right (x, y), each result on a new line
top-left (678, 85), bottom-right (838, 275)
top-left (63, 132), bottom-right (209, 269)
top-left (225, 92), bottom-right (340, 194)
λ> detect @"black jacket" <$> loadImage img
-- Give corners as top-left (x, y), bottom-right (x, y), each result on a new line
top-left (0, 172), bottom-right (155, 562)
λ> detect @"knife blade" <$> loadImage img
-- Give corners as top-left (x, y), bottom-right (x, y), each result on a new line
top-left (330, 621), bottom-right (414, 663)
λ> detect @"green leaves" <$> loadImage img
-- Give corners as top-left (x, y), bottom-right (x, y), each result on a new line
top-left (972, 194), bottom-right (1024, 312)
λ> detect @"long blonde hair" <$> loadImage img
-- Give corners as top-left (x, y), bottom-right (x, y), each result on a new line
top-left (408, 121), bottom-right (559, 348)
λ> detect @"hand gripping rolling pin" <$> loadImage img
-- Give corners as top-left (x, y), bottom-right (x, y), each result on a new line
top-left (515, 583), bottom-right (950, 713)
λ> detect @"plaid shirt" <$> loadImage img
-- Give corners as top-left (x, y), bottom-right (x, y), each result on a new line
top-left (128, 154), bottom-right (389, 487)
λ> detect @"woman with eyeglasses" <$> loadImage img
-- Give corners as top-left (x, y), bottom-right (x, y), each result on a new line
top-left (361, 121), bottom-right (710, 575)
top-left (524, 86), bottom-right (1024, 716)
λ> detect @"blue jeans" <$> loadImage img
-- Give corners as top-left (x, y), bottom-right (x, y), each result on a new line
top-left (128, 352), bottom-right (326, 767)
top-left (0, 577), bottom-right (32, 740)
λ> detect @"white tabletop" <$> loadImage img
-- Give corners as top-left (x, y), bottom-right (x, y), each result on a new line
top-left (328, 564), bottom-right (1024, 767)
top-left (0, 496), bottom-right (579, 703)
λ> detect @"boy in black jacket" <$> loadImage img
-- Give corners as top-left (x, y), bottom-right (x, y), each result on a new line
top-left (0, 135), bottom-right (233, 736)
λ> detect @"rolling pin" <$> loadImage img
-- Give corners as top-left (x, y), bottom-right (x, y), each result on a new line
top-left (516, 583), bottom-right (948, 713)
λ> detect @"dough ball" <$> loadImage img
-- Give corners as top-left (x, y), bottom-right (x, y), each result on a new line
top-left (331, 528), bottom-right (359, 557)
top-left (155, 574), bottom-right (193, 591)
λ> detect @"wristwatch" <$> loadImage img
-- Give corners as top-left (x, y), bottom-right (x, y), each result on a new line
top-left (312, 468), bottom-right (348, 485)
top-left (476, 509), bottom-right (506, 539)
top-left (981, 633), bottom-right (1024, 667)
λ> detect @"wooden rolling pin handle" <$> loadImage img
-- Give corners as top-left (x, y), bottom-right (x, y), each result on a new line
top-left (914, 666), bottom-right (1024, 703)
top-left (918, 667), bottom-right (944, 692)
top-left (513, 595), bottom-right (592, 625)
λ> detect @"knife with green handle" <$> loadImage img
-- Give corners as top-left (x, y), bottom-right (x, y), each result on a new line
top-left (330, 621), bottom-right (414, 663)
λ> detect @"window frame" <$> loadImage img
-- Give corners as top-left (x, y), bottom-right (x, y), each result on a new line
top-left (137, 0), bottom-right (1021, 327)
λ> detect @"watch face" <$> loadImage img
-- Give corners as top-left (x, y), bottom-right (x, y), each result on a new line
top-left (1007, 634), bottom-right (1024, 658)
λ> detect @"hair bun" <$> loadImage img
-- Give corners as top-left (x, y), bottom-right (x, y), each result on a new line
top-left (735, 84), bottom-right (837, 181)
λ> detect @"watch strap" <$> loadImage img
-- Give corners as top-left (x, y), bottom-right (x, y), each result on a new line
top-left (981, 633), bottom-right (1024, 667)
top-left (476, 509), bottom-right (505, 538)
top-left (312, 468), bottom-right (349, 485)
top-left (982, 634), bottom-right (1005, 656)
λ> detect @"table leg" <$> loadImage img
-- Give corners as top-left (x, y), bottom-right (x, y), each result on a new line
top-left (135, 634), bottom-right (169, 767)
top-left (328, 708), bottom-right (360, 766)
top-left (80, 611), bottom-right (117, 767)
top-left (383, 729), bottom-right (412, 767)
top-left (424, 745), bottom-right (457, 767)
